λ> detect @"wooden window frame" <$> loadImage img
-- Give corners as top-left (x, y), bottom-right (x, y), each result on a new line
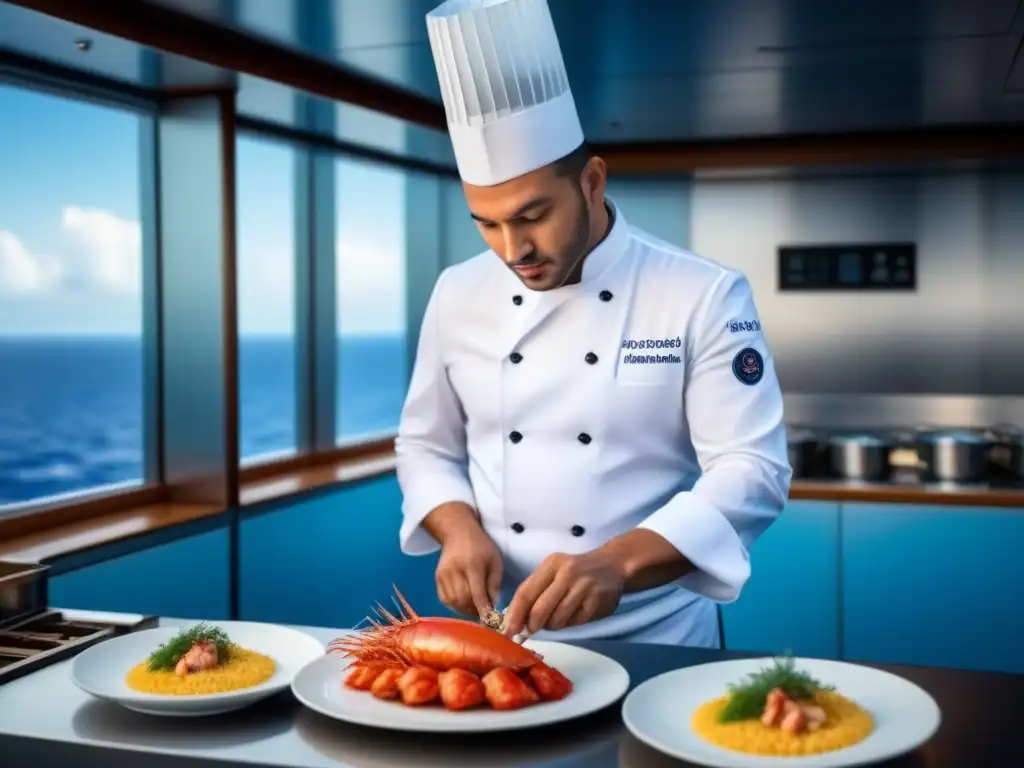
top-left (0, 436), bottom-right (398, 563)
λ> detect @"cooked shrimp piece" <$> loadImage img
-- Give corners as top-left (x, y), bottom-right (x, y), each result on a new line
top-left (528, 663), bottom-right (573, 701)
top-left (761, 687), bottom-right (787, 727)
top-left (481, 667), bottom-right (540, 710)
top-left (370, 666), bottom-right (404, 699)
top-left (174, 640), bottom-right (219, 677)
top-left (438, 668), bottom-right (485, 710)
top-left (397, 666), bottom-right (439, 706)
top-left (780, 699), bottom-right (806, 734)
top-left (344, 661), bottom-right (397, 690)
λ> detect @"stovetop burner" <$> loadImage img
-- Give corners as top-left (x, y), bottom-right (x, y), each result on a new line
top-left (0, 561), bottom-right (157, 685)
top-left (0, 609), bottom-right (157, 685)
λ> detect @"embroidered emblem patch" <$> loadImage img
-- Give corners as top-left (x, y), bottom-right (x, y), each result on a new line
top-left (732, 347), bottom-right (764, 385)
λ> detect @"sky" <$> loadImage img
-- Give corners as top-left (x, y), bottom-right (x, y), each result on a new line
top-left (0, 81), bottom-right (407, 336)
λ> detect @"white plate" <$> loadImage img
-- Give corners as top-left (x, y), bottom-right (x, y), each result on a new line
top-left (71, 622), bottom-right (325, 716)
top-left (291, 639), bottom-right (629, 733)
top-left (622, 657), bottom-right (941, 767)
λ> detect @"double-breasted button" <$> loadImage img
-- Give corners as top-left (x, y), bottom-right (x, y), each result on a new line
top-left (512, 295), bottom-right (523, 306)
top-left (599, 290), bottom-right (613, 302)
top-left (509, 430), bottom-right (523, 444)
top-left (571, 525), bottom-right (585, 537)
top-left (585, 352), bottom-right (598, 365)
top-left (578, 432), bottom-right (592, 445)
top-left (511, 522), bottom-right (525, 533)
top-left (510, 352), bottom-right (523, 364)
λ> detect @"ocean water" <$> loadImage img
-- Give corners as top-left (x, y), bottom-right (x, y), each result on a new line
top-left (0, 335), bottom-right (407, 507)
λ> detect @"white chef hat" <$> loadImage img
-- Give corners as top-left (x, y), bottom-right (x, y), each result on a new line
top-left (426, 0), bottom-right (585, 187)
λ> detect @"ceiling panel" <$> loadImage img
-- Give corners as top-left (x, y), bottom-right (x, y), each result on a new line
top-left (2, 0), bottom-right (1023, 149)
top-left (323, 0), bottom-right (1024, 140)
top-left (0, 1), bottom-right (152, 84)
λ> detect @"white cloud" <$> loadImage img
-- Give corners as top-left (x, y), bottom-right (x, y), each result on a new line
top-left (0, 206), bottom-right (141, 296)
top-left (59, 206), bottom-right (141, 294)
top-left (336, 234), bottom-right (404, 292)
top-left (0, 230), bottom-right (59, 293)
top-left (237, 243), bottom-right (294, 336)
top-left (336, 234), bottom-right (406, 334)
top-left (0, 205), bottom-right (407, 335)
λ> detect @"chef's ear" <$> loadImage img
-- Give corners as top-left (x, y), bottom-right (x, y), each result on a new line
top-left (581, 155), bottom-right (607, 208)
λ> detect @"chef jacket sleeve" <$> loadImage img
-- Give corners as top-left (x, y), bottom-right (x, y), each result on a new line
top-left (395, 267), bottom-right (478, 556)
top-left (637, 270), bottom-right (792, 602)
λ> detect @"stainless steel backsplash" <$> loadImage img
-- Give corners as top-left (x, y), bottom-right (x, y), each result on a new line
top-left (783, 393), bottom-right (1024, 431)
top-left (689, 167), bottom-right (1024, 398)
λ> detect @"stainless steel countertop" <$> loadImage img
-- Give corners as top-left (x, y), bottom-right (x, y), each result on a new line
top-left (2, 617), bottom-right (1022, 767)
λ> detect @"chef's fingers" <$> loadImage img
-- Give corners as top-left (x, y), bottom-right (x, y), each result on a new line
top-left (545, 578), bottom-right (590, 631)
top-left (449, 570), bottom-right (477, 617)
top-left (566, 592), bottom-right (602, 628)
top-left (485, 557), bottom-right (502, 608)
top-left (435, 569), bottom-right (454, 610)
top-left (502, 566), bottom-right (555, 639)
top-left (526, 573), bottom-right (574, 635)
top-left (437, 568), bottom-right (469, 615)
top-left (467, 564), bottom-right (492, 619)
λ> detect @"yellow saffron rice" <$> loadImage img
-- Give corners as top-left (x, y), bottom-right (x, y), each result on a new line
top-left (125, 645), bottom-right (276, 695)
top-left (691, 691), bottom-right (874, 757)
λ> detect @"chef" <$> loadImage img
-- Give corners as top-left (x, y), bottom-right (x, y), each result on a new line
top-left (395, 0), bottom-right (792, 647)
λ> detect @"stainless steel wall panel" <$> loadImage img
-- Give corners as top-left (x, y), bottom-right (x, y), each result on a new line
top-left (691, 168), bottom-right (1023, 397)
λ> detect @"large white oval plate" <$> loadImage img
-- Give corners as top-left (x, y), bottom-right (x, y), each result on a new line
top-left (622, 657), bottom-right (941, 767)
top-left (72, 622), bottom-right (325, 717)
top-left (291, 639), bottom-right (629, 733)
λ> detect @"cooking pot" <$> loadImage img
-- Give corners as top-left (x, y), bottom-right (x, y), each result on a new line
top-left (989, 427), bottom-right (1024, 478)
top-left (915, 430), bottom-right (991, 483)
top-left (828, 434), bottom-right (892, 481)
top-left (787, 429), bottom-right (819, 479)
top-left (0, 561), bottom-right (49, 628)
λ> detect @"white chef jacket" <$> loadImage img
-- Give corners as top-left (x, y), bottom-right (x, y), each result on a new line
top-left (395, 200), bottom-right (791, 646)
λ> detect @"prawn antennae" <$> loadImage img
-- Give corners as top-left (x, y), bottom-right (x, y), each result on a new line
top-left (391, 584), bottom-right (419, 620)
top-left (327, 585), bottom-right (419, 663)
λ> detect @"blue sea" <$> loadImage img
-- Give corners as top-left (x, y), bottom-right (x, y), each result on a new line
top-left (0, 335), bottom-right (407, 507)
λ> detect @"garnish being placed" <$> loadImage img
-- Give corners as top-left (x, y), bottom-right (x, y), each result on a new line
top-left (480, 609), bottom-right (505, 631)
top-left (146, 623), bottom-right (232, 675)
top-left (718, 654), bottom-right (833, 723)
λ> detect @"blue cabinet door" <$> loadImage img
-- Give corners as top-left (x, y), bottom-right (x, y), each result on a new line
top-left (49, 529), bottom-right (231, 620)
top-left (842, 503), bottom-right (1024, 674)
top-left (239, 476), bottom-right (454, 629)
top-left (721, 502), bottom-right (840, 659)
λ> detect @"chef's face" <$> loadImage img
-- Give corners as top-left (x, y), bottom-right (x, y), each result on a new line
top-left (463, 155), bottom-right (607, 291)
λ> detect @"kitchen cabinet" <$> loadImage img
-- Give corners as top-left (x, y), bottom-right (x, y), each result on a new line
top-left (239, 476), bottom-right (452, 628)
top-left (49, 529), bottom-right (231, 620)
top-left (721, 501), bottom-right (840, 659)
top-left (842, 503), bottom-right (1024, 674)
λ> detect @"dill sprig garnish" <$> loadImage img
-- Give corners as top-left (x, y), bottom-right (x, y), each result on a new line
top-left (717, 654), bottom-right (833, 723)
top-left (146, 623), bottom-right (232, 671)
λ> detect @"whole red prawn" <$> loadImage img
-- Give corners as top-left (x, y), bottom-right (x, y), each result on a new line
top-left (327, 586), bottom-right (573, 711)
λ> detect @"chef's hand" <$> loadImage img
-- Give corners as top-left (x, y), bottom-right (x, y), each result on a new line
top-left (436, 528), bottom-right (502, 619)
top-left (424, 503), bottom-right (503, 619)
top-left (502, 551), bottom-right (625, 638)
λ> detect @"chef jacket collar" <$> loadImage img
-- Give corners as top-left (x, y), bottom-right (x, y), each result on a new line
top-left (510, 196), bottom-right (629, 301)
top-left (579, 197), bottom-right (628, 287)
